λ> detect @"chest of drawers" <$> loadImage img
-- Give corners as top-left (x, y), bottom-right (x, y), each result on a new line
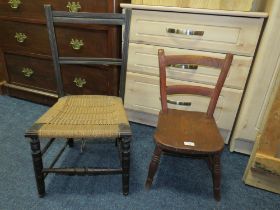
top-left (121, 4), bottom-right (267, 143)
top-left (0, 0), bottom-right (130, 105)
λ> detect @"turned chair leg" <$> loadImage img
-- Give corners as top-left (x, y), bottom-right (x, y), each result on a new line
top-left (121, 137), bottom-right (131, 196)
top-left (145, 145), bottom-right (162, 189)
top-left (212, 154), bottom-right (221, 201)
top-left (67, 138), bottom-right (74, 147)
top-left (30, 137), bottom-right (45, 198)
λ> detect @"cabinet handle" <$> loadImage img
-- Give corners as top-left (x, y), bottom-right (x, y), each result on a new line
top-left (22, 67), bottom-right (34, 77)
top-left (167, 99), bottom-right (192, 106)
top-left (70, 38), bottom-right (84, 50)
top-left (15, 32), bottom-right (27, 43)
top-left (74, 77), bottom-right (86, 88)
top-left (8, 0), bottom-right (21, 9)
top-left (169, 64), bottom-right (198, 70)
top-left (166, 28), bottom-right (204, 36)
top-left (66, 2), bottom-right (81, 12)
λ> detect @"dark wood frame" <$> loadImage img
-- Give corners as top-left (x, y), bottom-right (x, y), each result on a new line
top-left (145, 49), bottom-right (233, 201)
top-left (25, 5), bottom-right (132, 197)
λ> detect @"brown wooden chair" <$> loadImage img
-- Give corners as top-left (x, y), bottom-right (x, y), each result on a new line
top-left (145, 49), bottom-right (233, 201)
top-left (25, 5), bottom-right (132, 197)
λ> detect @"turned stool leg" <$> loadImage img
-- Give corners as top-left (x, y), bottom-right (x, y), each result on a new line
top-left (212, 154), bottom-right (221, 201)
top-left (30, 137), bottom-right (45, 197)
top-left (145, 145), bottom-right (162, 189)
top-left (121, 137), bottom-right (131, 196)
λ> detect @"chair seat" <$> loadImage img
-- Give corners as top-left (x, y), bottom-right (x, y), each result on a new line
top-left (154, 109), bottom-right (224, 154)
top-left (32, 95), bottom-right (129, 138)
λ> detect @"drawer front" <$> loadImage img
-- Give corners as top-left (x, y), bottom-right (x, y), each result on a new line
top-left (128, 43), bottom-right (253, 90)
top-left (56, 26), bottom-right (118, 58)
top-left (5, 53), bottom-right (56, 91)
top-left (0, 20), bottom-right (50, 55)
top-left (130, 10), bottom-right (263, 56)
top-left (124, 72), bottom-right (243, 131)
top-left (0, 0), bottom-right (116, 20)
top-left (62, 65), bottom-right (119, 96)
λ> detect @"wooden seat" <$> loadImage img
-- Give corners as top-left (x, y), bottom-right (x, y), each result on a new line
top-left (145, 49), bottom-right (233, 201)
top-left (25, 5), bottom-right (132, 197)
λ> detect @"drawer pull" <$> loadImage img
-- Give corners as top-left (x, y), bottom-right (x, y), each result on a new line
top-left (166, 28), bottom-right (204, 36)
top-left (167, 99), bottom-right (192, 106)
top-left (8, 0), bottom-right (21, 9)
top-left (66, 2), bottom-right (81, 12)
top-left (74, 77), bottom-right (86, 88)
top-left (15, 32), bottom-right (27, 43)
top-left (70, 38), bottom-right (84, 50)
top-left (169, 64), bottom-right (198, 70)
top-left (22, 67), bottom-right (34, 77)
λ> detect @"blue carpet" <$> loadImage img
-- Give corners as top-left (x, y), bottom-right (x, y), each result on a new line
top-left (0, 95), bottom-right (279, 210)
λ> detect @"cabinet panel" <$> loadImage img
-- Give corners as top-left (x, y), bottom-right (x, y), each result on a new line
top-left (128, 43), bottom-right (252, 90)
top-left (0, 0), bottom-right (114, 20)
top-left (5, 53), bottom-right (56, 92)
top-left (130, 10), bottom-right (263, 56)
top-left (0, 20), bottom-right (50, 55)
top-left (125, 72), bottom-right (243, 131)
top-left (62, 65), bottom-right (119, 96)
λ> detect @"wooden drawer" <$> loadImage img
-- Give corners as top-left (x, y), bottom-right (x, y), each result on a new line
top-left (130, 10), bottom-right (263, 56)
top-left (128, 43), bottom-right (253, 90)
top-left (0, 20), bottom-right (50, 55)
top-left (5, 53), bottom-right (56, 92)
top-left (0, 0), bottom-right (119, 20)
top-left (124, 72), bottom-right (243, 131)
top-left (56, 25), bottom-right (118, 58)
top-left (62, 65), bottom-right (119, 96)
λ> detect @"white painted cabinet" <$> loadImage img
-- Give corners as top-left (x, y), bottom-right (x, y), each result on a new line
top-left (121, 4), bottom-right (267, 144)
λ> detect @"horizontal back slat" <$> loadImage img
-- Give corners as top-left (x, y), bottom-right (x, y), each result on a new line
top-left (165, 55), bottom-right (225, 69)
top-left (53, 17), bottom-right (125, 25)
top-left (52, 11), bottom-right (125, 25)
top-left (167, 85), bottom-right (214, 97)
top-left (59, 57), bottom-right (122, 65)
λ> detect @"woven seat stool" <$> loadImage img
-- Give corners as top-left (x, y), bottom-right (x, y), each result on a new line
top-left (25, 5), bottom-right (132, 197)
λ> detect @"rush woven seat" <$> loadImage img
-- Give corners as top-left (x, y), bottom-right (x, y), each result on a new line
top-left (25, 5), bottom-right (132, 198)
top-left (34, 95), bottom-right (129, 138)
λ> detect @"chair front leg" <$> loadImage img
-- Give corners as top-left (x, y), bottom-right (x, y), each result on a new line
top-left (121, 136), bottom-right (131, 196)
top-left (145, 145), bottom-right (162, 189)
top-left (30, 137), bottom-right (45, 197)
top-left (212, 153), bottom-right (221, 201)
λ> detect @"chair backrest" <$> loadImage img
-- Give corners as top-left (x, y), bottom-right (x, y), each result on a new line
top-left (44, 5), bottom-right (131, 100)
top-left (158, 49), bottom-right (233, 117)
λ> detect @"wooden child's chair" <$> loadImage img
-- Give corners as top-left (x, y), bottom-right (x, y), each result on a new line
top-left (145, 49), bottom-right (233, 201)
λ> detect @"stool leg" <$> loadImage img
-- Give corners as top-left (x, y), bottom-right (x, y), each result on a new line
top-left (121, 137), bottom-right (131, 196)
top-left (30, 137), bottom-right (45, 197)
top-left (145, 145), bottom-right (162, 189)
top-left (212, 154), bottom-right (221, 201)
top-left (67, 138), bottom-right (74, 148)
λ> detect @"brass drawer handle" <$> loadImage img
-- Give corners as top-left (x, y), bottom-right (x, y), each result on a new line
top-left (22, 67), bottom-right (34, 77)
top-left (74, 77), bottom-right (86, 88)
top-left (8, 0), bottom-right (21, 9)
top-left (15, 32), bottom-right (27, 43)
top-left (166, 28), bottom-right (204, 36)
top-left (70, 38), bottom-right (84, 50)
top-left (169, 64), bottom-right (198, 70)
top-left (167, 99), bottom-right (192, 106)
top-left (66, 2), bottom-right (81, 12)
